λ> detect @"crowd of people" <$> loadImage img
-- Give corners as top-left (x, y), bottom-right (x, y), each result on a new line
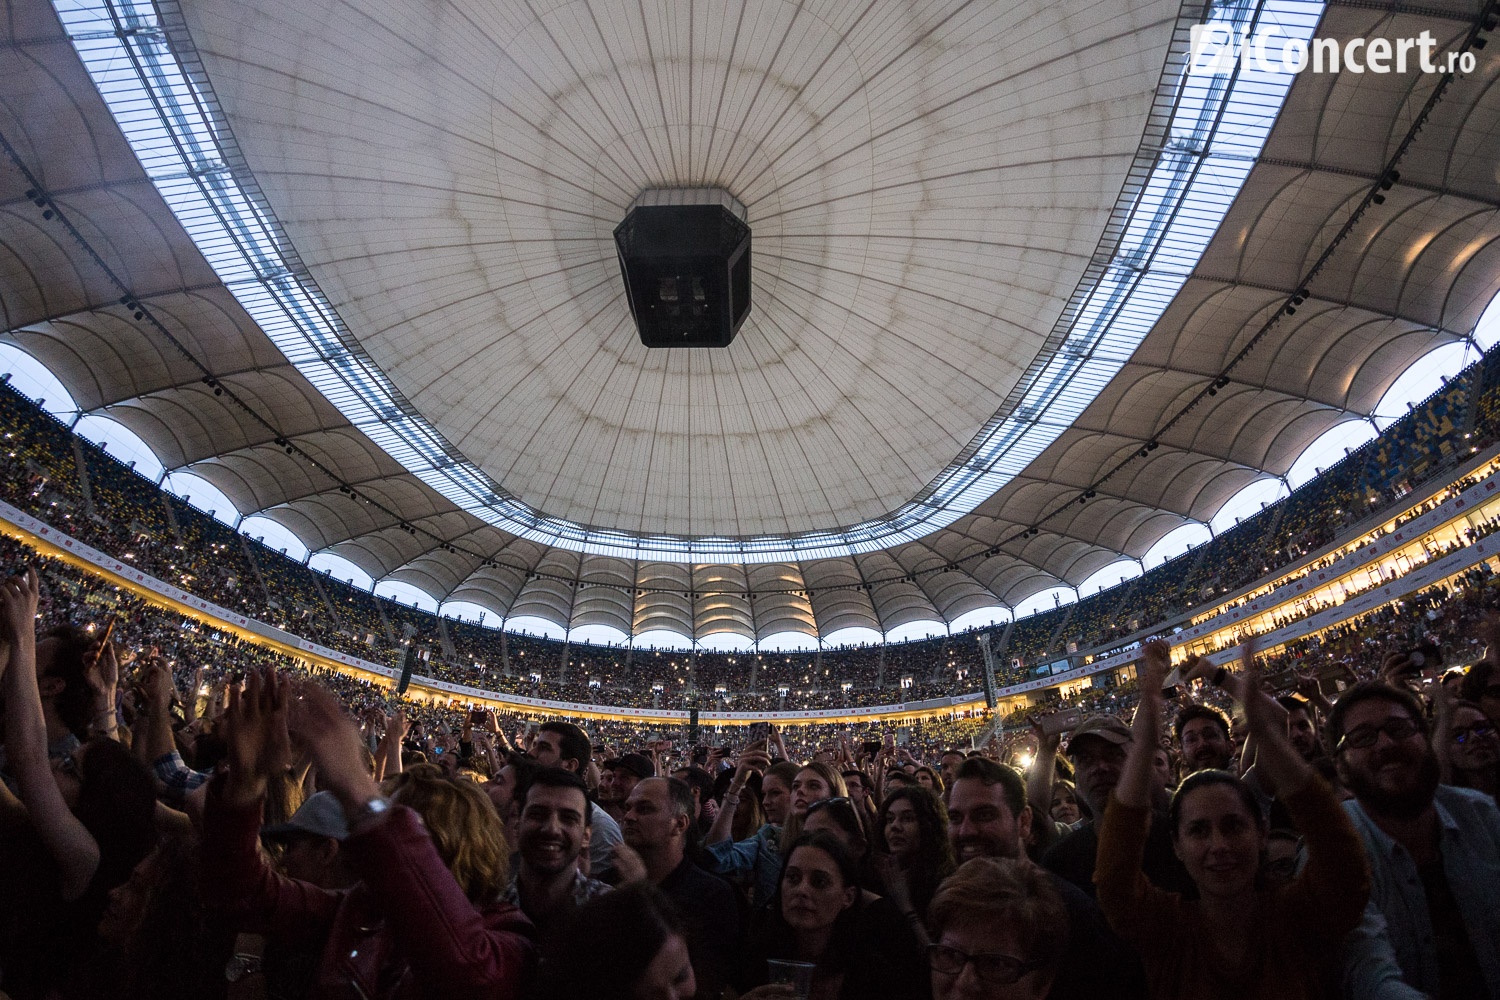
top-left (5, 347), bottom-right (1500, 715)
top-left (0, 539), bottom-right (1498, 999)
top-left (0, 339), bottom-right (1499, 998)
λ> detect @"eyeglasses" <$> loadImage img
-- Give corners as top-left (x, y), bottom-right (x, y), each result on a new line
top-left (1336, 717), bottom-right (1423, 752)
top-left (927, 944), bottom-right (1046, 985)
top-left (1452, 723), bottom-right (1497, 745)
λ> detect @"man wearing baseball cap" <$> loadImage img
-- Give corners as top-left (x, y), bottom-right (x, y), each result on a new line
top-left (1041, 714), bottom-right (1192, 899)
top-left (598, 752), bottom-right (655, 822)
top-left (250, 791), bottom-right (357, 997)
top-left (261, 790), bottom-right (354, 890)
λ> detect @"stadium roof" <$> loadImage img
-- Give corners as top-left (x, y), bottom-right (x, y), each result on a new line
top-left (2, 0), bottom-right (1498, 640)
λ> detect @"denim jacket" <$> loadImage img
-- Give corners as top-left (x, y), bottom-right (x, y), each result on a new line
top-left (1341, 786), bottom-right (1500, 999)
top-left (704, 822), bottom-right (781, 904)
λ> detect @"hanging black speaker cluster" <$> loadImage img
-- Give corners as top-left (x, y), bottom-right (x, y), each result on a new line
top-left (614, 188), bottom-right (751, 348)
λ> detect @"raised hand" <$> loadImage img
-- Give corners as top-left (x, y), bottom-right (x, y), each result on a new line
top-left (1295, 670), bottom-right (1319, 699)
top-left (729, 742), bottom-right (770, 792)
top-left (872, 853), bottom-right (914, 913)
top-left (0, 567), bottom-right (39, 649)
top-left (1377, 650), bottom-right (1417, 684)
top-left (86, 640), bottom-right (120, 698)
top-left (1235, 637), bottom-right (1310, 796)
top-left (1238, 639), bottom-right (1268, 734)
top-left (1028, 713), bottom-right (1060, 752)
top-left (1139, 637), bottom-right (1173, 691)
top-left (221, 667), bottom-right (291, 807)
top-left (142, 661), bottom-right (174, 709)
top-left (1178, 652), bottom-right (1214, 686)
top-left (289, 681), bottom-right (381, 818)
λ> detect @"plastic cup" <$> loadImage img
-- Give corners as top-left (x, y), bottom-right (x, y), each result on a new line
top-left (766, 959), bottom-right (816, 1000)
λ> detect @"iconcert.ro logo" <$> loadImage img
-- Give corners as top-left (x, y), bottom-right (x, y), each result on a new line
top-left (1188, 25), bottom-right (1473, 76)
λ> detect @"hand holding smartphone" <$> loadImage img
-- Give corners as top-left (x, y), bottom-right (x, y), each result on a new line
top-left (1038, 708), bottom-right (1081, 737)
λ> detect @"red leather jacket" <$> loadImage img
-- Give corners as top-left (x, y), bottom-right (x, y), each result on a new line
top-left (202, 777), bottom-right (533, 999)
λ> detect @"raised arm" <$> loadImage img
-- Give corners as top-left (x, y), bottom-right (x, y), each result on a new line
top-left (1118, 638), bottom-right (1170, 810)
top-left (183, 666), bottom-right (205, 726)
top-left (289, 681), bottom-right (531, 994)
top-left (1181, 651), bottom-right (1289, 731)
top-left (82, 638), bottom-right (121, 742)
top-left (385, 706), bottom-right (407, 777)
top-left (709, 743), bottom-right (768, 845)
top-left (1431, 680), bottom-right (1457, 786)
top-left (138, 661), bottom-right (180, 765)
top-left (1232, 641), bottom-right (1310, 799)
top-left (1094, 637), bottom-right (1178, 944)
top-left (1025, 715), bottom-right (1061, 829)
top-left (0, 568), bottom-right (101, 901)
top-left (770, 724), bottom-right (790, 763)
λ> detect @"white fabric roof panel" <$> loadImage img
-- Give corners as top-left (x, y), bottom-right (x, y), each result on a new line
top-left (3, 0), bottom-right (1499, 641)
top-left (176, 0), bottom-right (1181, 538)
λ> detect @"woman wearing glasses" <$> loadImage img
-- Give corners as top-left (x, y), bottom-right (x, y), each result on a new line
top-left (1094, 639), bottom-right (1370, 1000)
top-left (925, 857), bottom-right (1068, 1000)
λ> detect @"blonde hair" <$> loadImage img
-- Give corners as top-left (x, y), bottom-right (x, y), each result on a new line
top-left (384, 764), bottom-right (509, 902)
top-left (260, 770), bottom-right (307, 862)
top-left (928, 858), bottom-right (1068, 966)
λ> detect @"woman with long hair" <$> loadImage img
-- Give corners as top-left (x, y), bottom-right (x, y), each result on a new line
top-left (0, 571), bottom-right (160, 998)
top-left (736, 832), bottom-right (929, 1000)
top-left (779, 761), bottom-right (849, 854)
top-left (873, 785), bottom-right (955, 929)
top-left (1049, 779), bottom-right (1082, 826)
top-left (912, 765), bottom-right (944, 798)
top-left (731, 774), bottom-right (769, 841)
top-left (1095, 640), bottom-right (1369, 1000)
top-left (81, 835), bottom-right (223, 1000)
top-left (802, 796), bottom-right (875, 892)
top-left (534, 882), bottom-right (696, 1000)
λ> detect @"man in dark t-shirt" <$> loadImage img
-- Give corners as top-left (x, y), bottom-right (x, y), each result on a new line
top-left (1041, 715), bottom-right (1194, 900)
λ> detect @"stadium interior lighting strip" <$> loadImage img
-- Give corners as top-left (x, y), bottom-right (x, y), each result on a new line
top-left (54, 0), bottom-right (1321, 563)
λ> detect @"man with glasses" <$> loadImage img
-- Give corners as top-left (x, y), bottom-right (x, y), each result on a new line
top-left (1332, 681), bottom-right (1500, 999)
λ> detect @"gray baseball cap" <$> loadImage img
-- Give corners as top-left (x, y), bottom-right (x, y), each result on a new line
top-left (1064, 715), bottom-right (1132, 755)
top-left (261, 790), bottom-right (350, 841)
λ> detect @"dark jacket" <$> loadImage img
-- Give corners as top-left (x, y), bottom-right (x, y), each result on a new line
top-left (738, 890), bottom-right (930, 1000)
top-left (1041, 808), bottom-right (1194, 899)
top-left (659, 855), bottom-right (742, 998)
top-left (202, 777), bottom-right (533, 1000)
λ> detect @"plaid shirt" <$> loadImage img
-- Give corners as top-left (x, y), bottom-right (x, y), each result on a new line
top-left (153, 750), bottom-right (210, 805)
top-left (501, 868), bottom-right (611, 919)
